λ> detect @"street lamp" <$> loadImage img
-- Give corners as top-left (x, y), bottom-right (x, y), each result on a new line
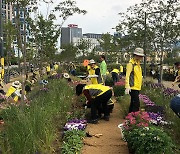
top-left (0, 0), bottom-right (4, 80)
top-left (0, 0), bottom-right (3, 57)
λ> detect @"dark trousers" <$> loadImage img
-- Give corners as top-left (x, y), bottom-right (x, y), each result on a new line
top-left (112, 72), bottom-right (119, 84)
top-left (91, 90), bottom-right (112, 120)
top-left (129, 90), bottom-right (140, 113)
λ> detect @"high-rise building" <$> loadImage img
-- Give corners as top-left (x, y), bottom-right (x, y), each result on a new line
top-left (2, 0), bottom-right (13, 21)
top-left (83, 33), bottom-right (102, 39)
top-left (61, 24), bottom-right (82, 46)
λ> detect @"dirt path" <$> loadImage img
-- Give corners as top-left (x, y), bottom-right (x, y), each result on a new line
top-left (82, 103), bottom-right (129, 154)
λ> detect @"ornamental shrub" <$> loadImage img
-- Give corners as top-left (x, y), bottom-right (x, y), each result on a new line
top-left (105, 76), bottom-right (114, 87)
top-left (113, 86), bottom-right (125, 97)
top-left (125, 126), bottom-right (174, 154)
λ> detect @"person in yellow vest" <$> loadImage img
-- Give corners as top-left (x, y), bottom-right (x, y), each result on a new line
top-left (32, 68), bottom-right (40, 83)
top-left (6, 81), bottom-right (23, 102)
top-left (76, 84), bottom-right (112, 123)
top-left (54, 62), bottom-right (59, 71)
top-left (87, 59), bottom-right (103, 84)
top-left (111, 67), bottom-right (120, 85)
top-left (125, 48), bottom-right (144, 113)
top-left (46, 64), bottom-right (51, 75)
top-left (119, 64), bottom-right (124, 79)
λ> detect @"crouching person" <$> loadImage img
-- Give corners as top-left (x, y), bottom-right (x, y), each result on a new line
top-left (6, 81), bottom-right (26, 103)
top-left (76, 84), bottom-right (112, 124)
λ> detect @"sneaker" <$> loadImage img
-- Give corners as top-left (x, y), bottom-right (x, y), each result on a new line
top-left (87, 119), bottom-right (98, 124)
top-left (103, 116), bottom-right (109, 121)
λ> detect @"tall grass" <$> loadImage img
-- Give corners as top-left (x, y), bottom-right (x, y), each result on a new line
top-left (0, 79), bottom-right (74, 153)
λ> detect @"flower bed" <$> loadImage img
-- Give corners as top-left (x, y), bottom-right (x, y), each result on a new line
top-left (121, 111), bottom-right (175, 154)
top-left (139, 94), bottom-right (168, 125)
top-left (64, 119), bottom-right (87, 131)
top-left (62, 119), bottom-right (87, 154)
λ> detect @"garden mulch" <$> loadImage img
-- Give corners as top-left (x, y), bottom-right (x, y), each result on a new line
top-left (82, 102), bottom-right (129, 154)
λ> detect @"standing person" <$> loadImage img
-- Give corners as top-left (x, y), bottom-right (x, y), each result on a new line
top-left (100, 55), bottom-right (107, 84)
top-left (156, 64), bottom-right (161, 83)
top-left (125, 48), bottom-right (144, 113)
top-left (76, 84), bottom-right (112, 123)
top-left (87, 59), bottom-right (103, 84)
top-left (119, 64), bottom-right (124, 79)
top-left (172, 62), bottom-right (180, 87)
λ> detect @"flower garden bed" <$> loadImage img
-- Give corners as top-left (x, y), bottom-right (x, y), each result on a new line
top-left (118, 81), bottom-right (180, 154)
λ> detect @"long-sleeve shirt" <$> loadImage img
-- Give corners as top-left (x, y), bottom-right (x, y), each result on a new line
top-left (100, 60), bottom-right (107, 75)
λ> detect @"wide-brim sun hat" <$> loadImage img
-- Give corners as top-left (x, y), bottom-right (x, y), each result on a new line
top-left (63, 73), bottom-right (70, 79)
top-left (134, 48), bottom-right (144, 57)
top-left (89, 59), bottom-right (96, 64)
top-left (12, 81), bottom-right (22, 88)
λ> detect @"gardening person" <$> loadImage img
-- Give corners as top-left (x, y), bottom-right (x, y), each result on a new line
top-left (100, 55), bottom-right (107, 84)
top-left (46, 64), bottom-right (51, 76)
top-left (69, 62), bottom-right (76, 76)
top-left (76, 84), bottom-right (112, 123)
top-left (170, 94), bottom-right (180, 118)
top-left (125, 48), bottom-right (144, 113)
top-left (87, 59), bottom-right (103, 84)
top-left (111, 67), bottom-right (120, 85)
top-left (6, 81), bottom-right (26, 102)
top-left (32, 68), bottom-right (40, 83)
top-left (54, 62), bottom-right (59, 71)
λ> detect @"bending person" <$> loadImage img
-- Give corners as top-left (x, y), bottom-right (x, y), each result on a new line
top-left (76, 84), bottom-right (112, 124)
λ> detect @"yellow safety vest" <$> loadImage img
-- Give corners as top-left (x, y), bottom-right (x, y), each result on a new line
top-left (54, 64), bottom-right (59, 71)
top-left (111, 69), bottom-right (119, 74)
top-left (88, 65), bottom-right (103, 84)
top-left (178, 70), bottom-right (180, 76)
top-left (125, 58), bottom-right (142, 90)
top-left (84, 84), bottom-right (110, 98)
top-left (6, 86), bottom-right (20, 102)
top-left (46, 66), bottom-right (50, 72)
top-left (120, 66), bottom-right (123, 73)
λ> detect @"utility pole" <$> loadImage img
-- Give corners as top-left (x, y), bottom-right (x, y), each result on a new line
top-left (0, 0), bottom-right (4, 57)
top-left (143, 12), bottom-right (147, 78)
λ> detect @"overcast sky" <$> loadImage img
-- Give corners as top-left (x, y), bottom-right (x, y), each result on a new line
top-left (40, 0), bottom-right (142, 34)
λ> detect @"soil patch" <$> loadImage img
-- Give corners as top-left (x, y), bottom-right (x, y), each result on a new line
top-left (82, 103), bottom-right (129, 154)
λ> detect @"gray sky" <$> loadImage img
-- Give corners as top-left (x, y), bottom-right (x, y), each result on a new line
top-left (40, 0), bottom-right (142, 34)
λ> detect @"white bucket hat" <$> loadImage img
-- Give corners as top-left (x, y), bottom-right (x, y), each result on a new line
top-left (134, 48), bottom-right (144, 57)
top-left (12, 81), bottom-right (22, 88)
top-left (89, 59), bottom-right (96, 64)
top-left (63, 73), bottom-right (70, 79)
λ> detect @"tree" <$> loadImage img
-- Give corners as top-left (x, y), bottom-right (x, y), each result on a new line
top-left (28, 15), bottom-right (60, 65)
top-left (117, 0), bottom-right (180, 81)
top-left (98, 33), bottom-right (120, 62)
top-left (59, 43), bottom-right (78, 62)
top-left (76, 38), bottom-right (91, 58)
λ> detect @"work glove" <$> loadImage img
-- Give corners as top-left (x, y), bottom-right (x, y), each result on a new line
top-left (125, 88), bottom-right (131, 95)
